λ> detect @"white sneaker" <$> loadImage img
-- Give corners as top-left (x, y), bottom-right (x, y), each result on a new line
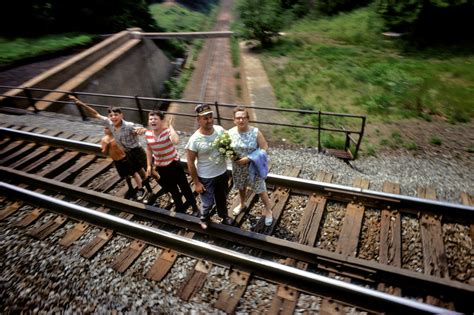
top-left (136, 188), bottom-right (146, 201)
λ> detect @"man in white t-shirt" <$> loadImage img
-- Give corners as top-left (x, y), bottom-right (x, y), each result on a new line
top-left (186, 104), bottom-right (233, 229)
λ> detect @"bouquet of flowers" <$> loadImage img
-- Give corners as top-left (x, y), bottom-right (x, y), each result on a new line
top-left (210, 131), bottom-right (237, 163)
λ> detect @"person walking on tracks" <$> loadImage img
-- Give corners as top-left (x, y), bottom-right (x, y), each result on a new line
top-left (145, 110), bottom-right (199, 214)
top-left (69, 95), bottom-right (152, 200)
top-left (100, 126), bottom-right (146, 199)
top-left (185, 104), bottom-right (233, 229)
top-left (229, 106), bottom-right (273, 226)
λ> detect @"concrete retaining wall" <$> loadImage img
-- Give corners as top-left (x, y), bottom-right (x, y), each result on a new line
top-left (57, 36), bottom-right (174, 124)
top-left (1, 29), bottom-right (174, 125)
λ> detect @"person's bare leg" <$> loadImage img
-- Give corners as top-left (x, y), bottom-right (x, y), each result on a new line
top-left (133, 172), bottom-right (143, 189)
top-left (138, 168), bottom-right (147, 180)
top-left (260, 191), bottom-right (273, 226)
top-left (260, 192), bottom-right (273, 217)
top-left (233, 188), bottom-right (247, 215)
top-left (238, 188), bottom-right (247, 208)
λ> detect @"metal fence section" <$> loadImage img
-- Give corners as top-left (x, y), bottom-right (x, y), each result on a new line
top-left (0, 85), bottom-right (366, 160)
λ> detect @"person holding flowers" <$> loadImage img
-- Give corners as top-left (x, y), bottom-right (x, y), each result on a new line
top-left (229, 106), bottom-right (273, 226)
top-left (185, 104), bottom-right (234, 229)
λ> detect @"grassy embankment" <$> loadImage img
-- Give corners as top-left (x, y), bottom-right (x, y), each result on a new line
top-left (258, 7), bottom-right (474, 155)
top-left (0, 34), bottom-right (94, 69)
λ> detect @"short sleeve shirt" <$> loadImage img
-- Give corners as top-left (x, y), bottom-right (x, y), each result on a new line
top-left (185, 125), bottom-right (227, 178)
top-left (145, 129), bottom-right (179, 167)
top-left (100, 117), bottom-right (141, 150)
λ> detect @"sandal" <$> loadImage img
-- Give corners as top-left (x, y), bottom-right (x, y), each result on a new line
top-left (265, 215), bottom-right (273, 226)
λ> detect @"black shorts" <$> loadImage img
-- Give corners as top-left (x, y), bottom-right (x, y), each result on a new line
top-left (114, 158), bottom-right (134, 178)
top-left (126, 147), bottom-right (147, 173)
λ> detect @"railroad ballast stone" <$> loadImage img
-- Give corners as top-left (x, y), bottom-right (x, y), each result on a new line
top-left (1, 111), bottom-right (473, 312)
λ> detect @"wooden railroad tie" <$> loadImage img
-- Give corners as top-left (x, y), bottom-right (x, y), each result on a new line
top-left (320, 176), bottom-right (369, 314)
top-left (417, 186), bottom-right (452, 309)
top-left (378, 181), bottom-right (402, 296)
top-left (269, 170), bottom-right (332, 315)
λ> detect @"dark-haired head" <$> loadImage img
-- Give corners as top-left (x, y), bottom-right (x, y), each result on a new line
top-left (149, 110), bottom-right (164, 119)
top-left (107, 106), bottom-right (122, 114)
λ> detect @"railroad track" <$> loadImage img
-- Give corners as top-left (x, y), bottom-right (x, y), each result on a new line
top-left (172, 0), bottom-right (238, 133)
top-left (1, 125), bottom-right (473, 314)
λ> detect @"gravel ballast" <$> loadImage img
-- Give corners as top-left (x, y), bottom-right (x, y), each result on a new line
top-left (1, 112), bottom-right (472, 313)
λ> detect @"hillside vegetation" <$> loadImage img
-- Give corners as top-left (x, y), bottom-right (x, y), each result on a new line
top-left (257, 6), bottom-right (473, 153)
top-left (0, 34), bottom-right (94, 68)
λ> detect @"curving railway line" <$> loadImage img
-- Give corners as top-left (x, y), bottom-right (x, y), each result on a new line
top-left (1, 125), bottom-right (473, 314)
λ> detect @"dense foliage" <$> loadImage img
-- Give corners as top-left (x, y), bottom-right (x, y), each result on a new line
top-left (0, 0), bottom-right (159, 37)
top-left (315, 0), bottom-right (372, 15)
top-left (174, 0), bottom-right (219, 13)
top-left (376, 0), bottom-right (474, 41)
top-left (236, 0), bottom-right (284, 47)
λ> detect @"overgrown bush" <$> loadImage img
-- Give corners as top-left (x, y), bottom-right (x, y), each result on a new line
top-left (236, 0), bottom-right (284, 47)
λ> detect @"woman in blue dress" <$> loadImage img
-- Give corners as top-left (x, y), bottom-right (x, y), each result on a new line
top-left (229, 106), bottom-right (273, 226)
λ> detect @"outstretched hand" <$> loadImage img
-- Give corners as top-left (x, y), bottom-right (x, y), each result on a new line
top-left (68, 95), bottom-right (79, 103)
top-left (167, 117), bottom-right (174, 129)
top-left (134, 127), bottom-right (147, 135)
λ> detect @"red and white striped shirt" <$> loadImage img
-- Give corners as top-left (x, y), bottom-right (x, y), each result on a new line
top-left (145, 129), bottom-right (178, 167)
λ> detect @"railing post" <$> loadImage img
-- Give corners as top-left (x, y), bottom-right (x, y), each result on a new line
top-left (317, 110), bottom-right (322, 153)
top-left (72, 92), bottom-right (88, 121)
top-left (135, 95), bottom-right (147, 126)
top-left (23, 88), bottom-right (38, 113)
top-left (214, 101), bottom-right (222, 126)
top-left (354, 116), bottom-right (366, 159)
top-left (345, 131), bottom-right (351, 153)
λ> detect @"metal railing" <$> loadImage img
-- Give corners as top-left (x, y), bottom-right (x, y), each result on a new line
top-left (0, 85), bottom-right (366, 160)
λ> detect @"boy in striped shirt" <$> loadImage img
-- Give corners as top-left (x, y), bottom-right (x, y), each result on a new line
top-left (145, 110), bottom-right (198, 214)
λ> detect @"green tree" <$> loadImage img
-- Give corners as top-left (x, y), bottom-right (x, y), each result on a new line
top-left (236, 0), bottom-right (284, 47)
top-left (315, 0), bottom-right (372, 15)
top-left (0, 0), bottom-right (158, 37)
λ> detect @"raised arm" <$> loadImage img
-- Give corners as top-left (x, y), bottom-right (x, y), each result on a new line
top-left (168, 117), bottom-right (179, 145)
top-left (68, 95), bottom-right (104, 119)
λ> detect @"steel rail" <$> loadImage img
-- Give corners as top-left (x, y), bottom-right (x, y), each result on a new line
top-left (0, 181), bottom-right (460, 315)
top-left (2, 127), bottom-right (472, 217)
top-left (199, 34), bottom-right (218, 102)
top-left (268, 173), bottom-right (474, 216)
top-left (1, 166), bottom-right (473, 305)
top-left (0, 127), bottom-right (102, 156)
